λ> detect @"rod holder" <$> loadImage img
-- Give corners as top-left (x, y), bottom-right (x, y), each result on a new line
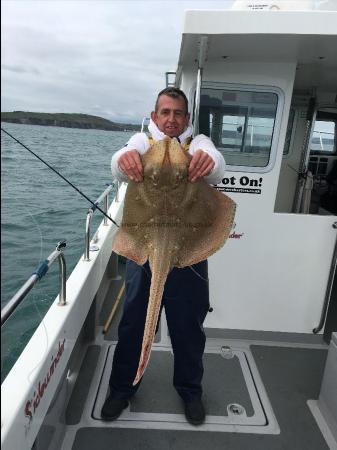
top-left (1, 241), bottom-right (67, 326)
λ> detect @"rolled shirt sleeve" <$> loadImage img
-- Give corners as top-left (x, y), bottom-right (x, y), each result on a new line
top-left (111, 133), bottom-right (149, 182)
top-left (189, 134), bottom-right (226, 184)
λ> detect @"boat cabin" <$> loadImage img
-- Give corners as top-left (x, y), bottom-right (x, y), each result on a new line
top-left (174, 7), bottom-right (337, 339)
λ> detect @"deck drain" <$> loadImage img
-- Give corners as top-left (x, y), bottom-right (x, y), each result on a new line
top-left (228, 403), bottom-right (246, 416)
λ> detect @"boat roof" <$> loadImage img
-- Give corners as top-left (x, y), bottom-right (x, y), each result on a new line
top-left (178, 10), bottom-right (337, 65)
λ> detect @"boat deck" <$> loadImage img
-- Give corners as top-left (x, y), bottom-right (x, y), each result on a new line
top-left (57, 269), bottom-right (332, 450)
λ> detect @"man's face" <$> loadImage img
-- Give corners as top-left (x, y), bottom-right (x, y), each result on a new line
top-left (151, 95), bottom-right (190, 138)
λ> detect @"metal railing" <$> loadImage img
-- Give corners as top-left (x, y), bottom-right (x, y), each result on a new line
top-left (192, 36), bottom-right (208, 137)
top-left (84, 183), bottom-right (114, 261)
top-left (141, 117), bottom-right (150, 133)
top-left (1, 181), bottom-right (121, 325)
top-left (1, 240), bottom-right (67, 327)
top-left (313, 221), bottom-right (337, 334)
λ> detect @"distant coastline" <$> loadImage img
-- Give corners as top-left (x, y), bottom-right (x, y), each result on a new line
top-left (1, 111), bottom-right (140, 132)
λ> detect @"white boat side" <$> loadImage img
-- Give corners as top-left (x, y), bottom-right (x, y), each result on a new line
top-left (1, 185), bottom-right (126, 450)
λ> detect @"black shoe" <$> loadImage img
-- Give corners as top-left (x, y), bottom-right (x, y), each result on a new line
top-left (101, 396), bottom-right (128, 421)
top-left (184, 399), bottom-right (206, 425)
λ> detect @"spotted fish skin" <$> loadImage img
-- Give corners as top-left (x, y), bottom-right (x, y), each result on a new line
top-left (112, 137), bottom-right (236, 385)
top-left (132, 227), bottom-right (171, 385)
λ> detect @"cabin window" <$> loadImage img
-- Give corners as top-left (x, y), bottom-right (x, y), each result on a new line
top-left (199, 87), bottom-right (278, 170)
top-left (310, 120), bottom-right (336, 155)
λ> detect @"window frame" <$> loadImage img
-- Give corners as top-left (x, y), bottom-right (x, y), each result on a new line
top-left (198, 82), bottom-right (285, 174)
top-left (282, 107), bottom-right (299, 158)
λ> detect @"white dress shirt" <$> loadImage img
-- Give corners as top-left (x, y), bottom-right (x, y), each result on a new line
top-left (111, 119), bottom-right (226, 184)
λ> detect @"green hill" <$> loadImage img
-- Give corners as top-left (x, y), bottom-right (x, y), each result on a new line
top-left (1, 112), bottom-right (140, 132)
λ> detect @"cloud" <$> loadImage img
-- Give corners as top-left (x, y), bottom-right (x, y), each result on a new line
top-left (1, 0), bottom-right (234, 123)
top-left (2, 63), bottom-right (40, 75)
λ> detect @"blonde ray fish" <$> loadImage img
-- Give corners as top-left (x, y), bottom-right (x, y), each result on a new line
top-left (112, 137), bottom-right (236, 385)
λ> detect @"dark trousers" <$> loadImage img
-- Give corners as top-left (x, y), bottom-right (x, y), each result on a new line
top-left (108, 259), bottom-right (210, 402)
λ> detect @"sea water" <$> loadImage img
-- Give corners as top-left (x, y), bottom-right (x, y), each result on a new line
top-left (1, 122), bottom-right (134, 381)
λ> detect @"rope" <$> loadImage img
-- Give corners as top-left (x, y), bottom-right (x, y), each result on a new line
top-left (103, 282), bottom-right (125, 334)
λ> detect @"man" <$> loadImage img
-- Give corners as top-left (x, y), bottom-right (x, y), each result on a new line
top-left (102, 87), bottom-right (225, 425)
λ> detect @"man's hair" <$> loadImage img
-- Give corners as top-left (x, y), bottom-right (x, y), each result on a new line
top-left (155, 87), bottom-right (189, 114)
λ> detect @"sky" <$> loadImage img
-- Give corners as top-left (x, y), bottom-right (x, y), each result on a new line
top-left (1, 0), bottom-right (236, 124)
top-left (1, 0), bottom-right (328, 124)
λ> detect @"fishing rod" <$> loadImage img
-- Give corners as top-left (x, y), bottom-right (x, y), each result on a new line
top-left (1, 127), bottom-right (119, 227)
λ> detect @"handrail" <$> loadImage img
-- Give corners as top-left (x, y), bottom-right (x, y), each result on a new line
top-left (193, 36), bottom-right (208, 137)
top-left (84, 183), bottom-right (114, 261)
top-left (193, 67), bottom-right (202, 137)
top-left (1, 240), bottom-right (67, 327)
top-left (313, 221), bottom-right (337, 334)
top-left (292, 97), bottom-right (317, 213)
top-left (141, 117), bottom-right (150, 133)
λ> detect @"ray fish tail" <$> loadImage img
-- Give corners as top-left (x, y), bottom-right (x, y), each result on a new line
top-left (132, 229), bottom-right (172, 386)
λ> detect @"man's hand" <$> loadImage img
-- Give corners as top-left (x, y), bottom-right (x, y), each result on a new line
top-left (188, 150), bottom-right (215, 182)
top-left (118, 150), bottom-right (143, 182)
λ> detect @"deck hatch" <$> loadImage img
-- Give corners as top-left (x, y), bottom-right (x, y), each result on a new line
top-left (92, 343), bottom-right (279, 433)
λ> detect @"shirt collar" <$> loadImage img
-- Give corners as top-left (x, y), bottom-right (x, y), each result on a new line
top-left (147, 119), bottom-right (193, 143)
